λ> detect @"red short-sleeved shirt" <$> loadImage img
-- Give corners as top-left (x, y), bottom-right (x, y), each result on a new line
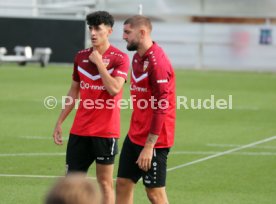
top-left (70, 45), bottom-right (129, 138)
top-left (128, 42), bottom-right (176, 148)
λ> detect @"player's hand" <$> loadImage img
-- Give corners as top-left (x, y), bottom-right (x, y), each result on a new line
top-left (136, 146), bottom-right (154, 172)
top-left (53, 123), bottom-right (63, 145)
top-left (89, 50), bottom-right (102, 66)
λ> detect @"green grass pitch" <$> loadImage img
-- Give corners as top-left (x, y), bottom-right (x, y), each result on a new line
top-left (0, 63), bottom-right (276, 203)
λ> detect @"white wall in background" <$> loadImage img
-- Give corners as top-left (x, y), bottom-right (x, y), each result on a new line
top-left (110, 22), bottom-right (276, 71)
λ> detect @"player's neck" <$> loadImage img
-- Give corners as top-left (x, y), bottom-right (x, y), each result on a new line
top-left (93, 42), bottom-right (110, 55)
top-left (137, 39), bottom-right (153, 57)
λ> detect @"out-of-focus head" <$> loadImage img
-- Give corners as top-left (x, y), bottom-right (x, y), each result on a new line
top-left (45, 173), bottom-right (100, 204)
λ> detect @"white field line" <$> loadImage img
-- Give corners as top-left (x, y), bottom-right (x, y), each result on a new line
top-left (0, 153), bottom-right (65, 157)
top-left (207, 143), bottom-right (276, 149)
top-left (170, 151), bottom-right (276, 156)
top-left (0, 174), bottom-right (97, 180)
top-left (1, 136), bottom-right (276, 180)
top-left (0, 174), bottom-right (61, 179)
top-left (167, 135), bottom-right (276, 172)
top-left (1, 150), bottom-right (276, 157)
top-left (19, 136), bottom-right (68, 140)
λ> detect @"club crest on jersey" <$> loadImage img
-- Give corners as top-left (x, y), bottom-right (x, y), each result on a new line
top-left (143, 60), bottom-right (149, 71)
top-left (103, 58), bottom-right (110, 67)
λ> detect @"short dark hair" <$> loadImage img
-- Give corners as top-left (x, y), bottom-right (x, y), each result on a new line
top-left (124, 15), bottom-right (152, 31)
top-left (86, 11), bottom-right (114, 27)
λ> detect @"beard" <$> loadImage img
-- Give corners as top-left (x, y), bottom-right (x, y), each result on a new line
top-left (126, 41), bottom-right (139, 51)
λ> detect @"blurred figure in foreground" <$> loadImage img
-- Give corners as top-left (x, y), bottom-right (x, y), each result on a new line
top-left (45, 173), bottom-right (101, 204)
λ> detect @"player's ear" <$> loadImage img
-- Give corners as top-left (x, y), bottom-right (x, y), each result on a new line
top-left (108, 27), bottom-right (113, 35)
top-left (140, 29), bottom-right (146, 38)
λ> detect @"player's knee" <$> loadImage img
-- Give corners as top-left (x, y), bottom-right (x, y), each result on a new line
top-left (98, 179), bottom-right (113, 192)
top-left (116, 178), bottom-right (132, 194)
top-left (146, 189), bottom-right (167, 204)
top-left (146, 190), bottom-right (158, 204)
top-left (116, 178), bottom-right (127, 191)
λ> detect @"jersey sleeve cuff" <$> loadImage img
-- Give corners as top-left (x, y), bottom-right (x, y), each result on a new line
top-left (112, 70), bottom-right (128, 80)
top-left (150, 113), bottom-right (166, 135)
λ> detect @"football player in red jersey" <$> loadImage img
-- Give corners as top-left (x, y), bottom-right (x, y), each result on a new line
top-left (53, 11), bottom-right (129, 204)
top-left (116, 15), bottom-right (176, 204)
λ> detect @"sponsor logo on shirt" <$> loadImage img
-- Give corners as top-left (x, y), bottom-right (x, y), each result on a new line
top-left (82, 59), bottom-right (89, 63)
top-left (130, 84), bottom-right (147, 92)
top-left (80, 81), bottom-right (106, 90)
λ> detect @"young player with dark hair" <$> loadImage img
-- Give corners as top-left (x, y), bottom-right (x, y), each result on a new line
top-left (53, 11), bottom-right (129, 204)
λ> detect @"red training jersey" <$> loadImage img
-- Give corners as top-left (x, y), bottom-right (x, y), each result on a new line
top-left (128, 42), bottom-right (176, 148)
top-left (70, 45), bottom-right (129, 138)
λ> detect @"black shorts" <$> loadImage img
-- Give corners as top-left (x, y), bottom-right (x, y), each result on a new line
top-left (117, 136), bottom-right (169, 188)
top-left (66, 134), bottom-right (118, 173)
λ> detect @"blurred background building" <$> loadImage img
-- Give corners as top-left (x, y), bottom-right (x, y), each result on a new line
top-left (0, 0), bottom-right (275, 71)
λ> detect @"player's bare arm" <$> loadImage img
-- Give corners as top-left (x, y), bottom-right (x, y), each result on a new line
top-left (146, 134), bottom-right (159, 145)
top-left (89, 50), bottom-right (125, 96)
top-left (53, 80), bottom-right (80, 145)
top-left (136, 133), bottom-right (158, 171)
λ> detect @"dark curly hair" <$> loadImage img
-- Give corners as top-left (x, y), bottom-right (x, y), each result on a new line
top-left (86, 11), bottom-right (114, 27)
